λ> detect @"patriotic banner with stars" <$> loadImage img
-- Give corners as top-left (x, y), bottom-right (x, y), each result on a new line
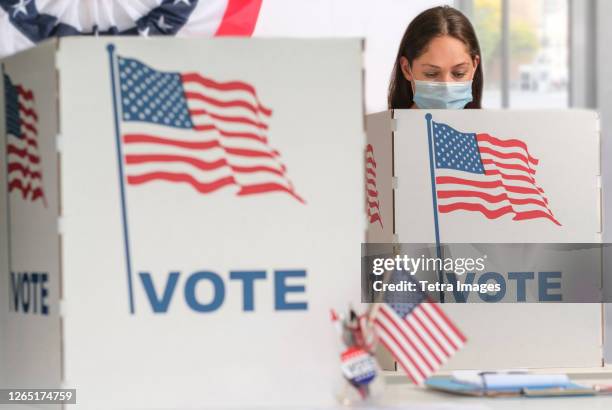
top-left (0, 0), bottom-right (262, 58)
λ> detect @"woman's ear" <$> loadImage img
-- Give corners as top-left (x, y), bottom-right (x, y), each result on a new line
top-left (400, 57), bottom-right (413, 81)
top-left (473, 55), bottom-right (480, 73)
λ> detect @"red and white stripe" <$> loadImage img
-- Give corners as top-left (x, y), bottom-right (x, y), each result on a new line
top-left (373, 302), bottom-right (466, 385)
top-left (122, 72), bottom-right (303, 203)
top-left (436, 133), bottom-right (560, 225)
top-left (365, 144), bottom-right (382, 228)
top-left (7, 84), bottom-right (46, 204)
top-left (178, 0), bottom-right (262, 37)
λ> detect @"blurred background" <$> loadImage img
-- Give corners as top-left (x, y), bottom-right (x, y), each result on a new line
top-left (253, 0), bottom-right (604, 114)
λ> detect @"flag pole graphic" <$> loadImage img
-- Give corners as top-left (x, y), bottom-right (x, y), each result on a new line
top-left (107, 44), bottom-right (135, 314)
top-left (425, 113), bottom-right (444, 303)
top-left (2, 63), bottom-right (14, 311)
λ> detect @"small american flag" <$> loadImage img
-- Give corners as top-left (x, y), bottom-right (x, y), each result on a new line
top-left (365, 144), bottom-right (382, 228)
top-left (4, 73), bottom-right (46, 205)
top-left (116, 56), bottom-right (303, 202)
top-left (432, 118), bottom-right (560, 225)
top-left (373, 299), bottom-right (466, 385)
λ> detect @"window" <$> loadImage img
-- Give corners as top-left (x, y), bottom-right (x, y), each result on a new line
top-left (466, 0), bottom-right (569, 108)
top-left (472, 0), bottom-right (503, 108)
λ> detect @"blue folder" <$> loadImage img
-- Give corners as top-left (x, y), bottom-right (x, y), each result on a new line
top-left (425, 376), bottom-right (596, 397)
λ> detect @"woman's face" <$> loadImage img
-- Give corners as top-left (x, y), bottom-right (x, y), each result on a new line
top-left (400, 35), bottom-right (479, 84)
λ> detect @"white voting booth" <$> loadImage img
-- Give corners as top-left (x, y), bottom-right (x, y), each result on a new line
top-left (367, 109), bottom-right (603, 370)
top-left (0, 38), bottom-right (365, 408)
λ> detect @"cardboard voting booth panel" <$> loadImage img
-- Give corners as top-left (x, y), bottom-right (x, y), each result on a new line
top-left (0, 42), bottom-right (62, 390)
top-left (1, 38), bottom-right (365, 408)
top-left (366, 109), bottom-right (603, 370)
top-left (365, 111), bottom-right (394, 244)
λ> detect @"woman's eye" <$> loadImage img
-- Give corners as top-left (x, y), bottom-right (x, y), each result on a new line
top-left (425, 73), bottom-right (438, 78)
top-left (453, 72), bottom-right (467, 78)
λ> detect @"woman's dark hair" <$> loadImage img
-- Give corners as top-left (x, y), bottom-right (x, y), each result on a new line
top-left (388, 6), bottom-right (483, 109)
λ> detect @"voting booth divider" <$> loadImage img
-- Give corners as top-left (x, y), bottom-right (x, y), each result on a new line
top-left (0, 38), bottom-right (366, 408)
top-left (366, 109), bottom-right (604, 371)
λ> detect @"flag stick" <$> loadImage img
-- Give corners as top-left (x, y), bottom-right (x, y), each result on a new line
top-left (107, 44), bottom-right (136, 314)
top-left (2, 64), bottom-right (14, 311)
top-left (425, 113), bottom-right (444, 303)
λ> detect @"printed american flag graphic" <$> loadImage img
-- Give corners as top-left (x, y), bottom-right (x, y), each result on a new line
top-left (116, 56), bottom-right (303, 202)
top-left (373, 300), bottom-right (466, 385)
top-left (4, 73), bottom-right (46, 205)
top-left (365, 144), bottom-right (382, 228)
top-left (432, 119), bottom-right (560, 225)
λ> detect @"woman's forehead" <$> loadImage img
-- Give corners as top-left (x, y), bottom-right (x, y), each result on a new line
top-left (415, 36), bottom-right (472, 66)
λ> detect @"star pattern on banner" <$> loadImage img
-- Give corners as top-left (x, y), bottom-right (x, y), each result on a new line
top-left (11, 0), bottom-right (31, 17)
top-left (138, 26), bottom-right (150, 37)
top-left (156, 15), bottom-right (173, 31)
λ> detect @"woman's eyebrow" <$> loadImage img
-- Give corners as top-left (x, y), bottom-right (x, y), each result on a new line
top-left (421, 62), bottom-right (469, 69)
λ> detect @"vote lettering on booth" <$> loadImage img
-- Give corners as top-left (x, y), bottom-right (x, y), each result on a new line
top-left (0, 38), bottom-right (365, 408)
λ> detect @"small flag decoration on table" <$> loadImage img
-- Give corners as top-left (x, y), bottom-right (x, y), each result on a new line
top-left (373, 300), bottom-right (466, 385)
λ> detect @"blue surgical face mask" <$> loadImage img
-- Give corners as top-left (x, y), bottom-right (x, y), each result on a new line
top-left (412, 80), bottom-right (473, 109)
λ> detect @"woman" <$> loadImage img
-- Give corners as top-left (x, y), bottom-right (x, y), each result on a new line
top-left (388, 6), bottom-right (483, 110)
